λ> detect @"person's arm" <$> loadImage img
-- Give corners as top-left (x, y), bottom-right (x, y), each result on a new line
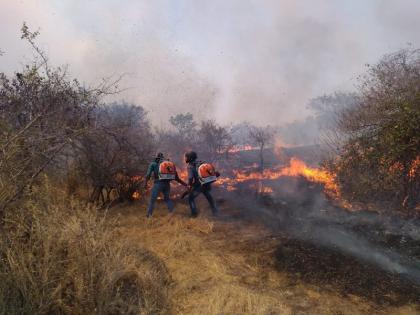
top-left (144, 163), bottom-right (154, 188)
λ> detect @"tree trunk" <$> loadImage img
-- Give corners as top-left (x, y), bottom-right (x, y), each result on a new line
top-left (259, 144), bottom-right (264, 173)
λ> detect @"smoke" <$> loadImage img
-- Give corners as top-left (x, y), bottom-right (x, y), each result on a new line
top-left (1, 1), bottom-right (420, 127)
top-left (215, 169), bottom-right (420, 286)
top-left (299, 218), bottom-right (420, 283)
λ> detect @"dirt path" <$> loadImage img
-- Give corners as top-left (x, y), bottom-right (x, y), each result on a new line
top-left (112, 200), bottom-right (420, 315)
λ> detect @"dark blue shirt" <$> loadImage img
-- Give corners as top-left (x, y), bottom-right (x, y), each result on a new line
top-left (146, 161), bottom-right (160, 181)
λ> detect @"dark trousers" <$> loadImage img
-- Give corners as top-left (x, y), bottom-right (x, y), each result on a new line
top-left (147, 181), bottom-right (174, 216)
top-left (188, 184), bottom-right (218, 216)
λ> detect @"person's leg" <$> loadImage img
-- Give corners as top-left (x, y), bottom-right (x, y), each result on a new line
top-left (188, 186), bottom-right (201, 217)
top-left (202, 184), bottom-right (218, 215)
top-left (162, 181), bottom-right (174, 213)
top-left (147, 182), bottom-right (161, 217)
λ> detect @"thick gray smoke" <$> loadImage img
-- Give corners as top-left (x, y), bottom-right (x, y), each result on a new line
top-left (1, 0), bottom-right (420, 126)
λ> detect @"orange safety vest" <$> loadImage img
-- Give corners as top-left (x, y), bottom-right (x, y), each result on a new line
top-left (197, 163), bottom-right (217, 184)
top-left (158, 161), bottom-right (177, 180)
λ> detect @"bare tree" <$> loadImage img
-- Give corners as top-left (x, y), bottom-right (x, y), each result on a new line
top-left (249, 126), bottom-right (274, 172)
top-left (307, 92), bottom-right (360, 151)
top-left (75, 102), bottom-right (154, 204)
top-left (198, 120), bottom-right (233, 162)
top-left (169, 112), bottom-right (197, 141)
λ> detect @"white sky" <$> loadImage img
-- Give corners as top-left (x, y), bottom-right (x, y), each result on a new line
top-left (1, 0), bottom-right (419, 126)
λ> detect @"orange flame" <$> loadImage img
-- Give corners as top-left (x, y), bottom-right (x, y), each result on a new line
top-left (132, 191), bottom-right (141, 200)
top-left (260, 186), bottom-right (273, 193)
top-left (409, 156), bottom-right (420, 179)
top-left (228, 145), bottom-right (257, 153)
top-left (131, 175), bottom-right (143, 182)
top-left (215, 157), bottom-right (339, 198)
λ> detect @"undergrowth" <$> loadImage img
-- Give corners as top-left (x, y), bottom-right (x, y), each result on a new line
top-left (0, 180), bottom-right (170, 315)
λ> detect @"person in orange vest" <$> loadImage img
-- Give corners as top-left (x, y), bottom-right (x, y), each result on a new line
top-left (144, 153), bottom-right (186, 217)
top-left (184, 151), bottom-right (219, 217)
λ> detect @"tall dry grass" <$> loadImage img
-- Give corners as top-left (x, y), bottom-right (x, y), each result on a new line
top-left (0, 180), bottom-right (170, 315)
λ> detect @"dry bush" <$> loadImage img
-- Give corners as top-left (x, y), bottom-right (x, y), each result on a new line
top-left (0, 25), bottom-right (101, 213)
top-left (76, 102), bottom-right (154, 204)
top-left (323, 48), bottom-right (420, 209)
top-left (0, 180), bottom-right (170, 315)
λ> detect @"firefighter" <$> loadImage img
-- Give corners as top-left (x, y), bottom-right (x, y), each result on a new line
top-left (185, 151), bottom-right (219, 217)
top-left (144, 152), bottom-right (186, 217)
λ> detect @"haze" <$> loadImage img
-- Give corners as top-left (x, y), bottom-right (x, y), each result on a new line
top-left (1, 0), bottom-right (419, 126)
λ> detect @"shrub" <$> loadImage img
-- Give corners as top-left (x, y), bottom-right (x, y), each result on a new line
top-left (326, 49), bottom-right (420, 209)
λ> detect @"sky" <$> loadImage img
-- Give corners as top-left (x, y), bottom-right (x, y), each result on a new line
top-left (1, 0), bottom-right (419, 127)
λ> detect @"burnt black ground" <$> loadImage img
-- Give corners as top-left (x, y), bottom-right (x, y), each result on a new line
top-left (275, 237), bottom-right (420, 306)
top-left (213, 175), bottom-right (420, 307)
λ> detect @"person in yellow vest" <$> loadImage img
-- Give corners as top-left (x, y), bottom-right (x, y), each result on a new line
top-left (144, 153), bottom-right (186, 217)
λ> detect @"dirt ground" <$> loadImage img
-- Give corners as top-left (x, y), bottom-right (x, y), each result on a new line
top-left (111, 198), bottom-right (420, 315)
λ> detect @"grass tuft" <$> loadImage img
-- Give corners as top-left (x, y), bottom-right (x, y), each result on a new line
top-left (0, 180), bottom-right (170, 315)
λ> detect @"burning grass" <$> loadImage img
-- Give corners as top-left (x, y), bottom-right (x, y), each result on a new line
top-left (129, 153), bottom-right (348, 212)
top-left (229, 157), bottom-right (338, 197)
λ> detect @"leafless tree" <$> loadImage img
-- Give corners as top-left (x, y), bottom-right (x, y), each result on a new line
top-left (75, 102), bottom-right (154, 204)
top-left (249, 126), bottom-right (274, 172)
top-left (197, 120), bottom-right (233, 163)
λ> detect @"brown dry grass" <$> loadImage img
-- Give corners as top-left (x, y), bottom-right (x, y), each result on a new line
top-left (2, 180), bottom-right (419, 314)
top-left (112, 198), bottom-right (420, 315)
top-left (0, 180), bottom-right (170, 315)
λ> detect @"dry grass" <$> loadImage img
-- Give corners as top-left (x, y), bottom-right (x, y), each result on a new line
top-left (0, 180), bottom-right (170, 315)
top-left (1, 182), bottom-right (419, 314)
top-left (112, 199), bottom-right (420, 315)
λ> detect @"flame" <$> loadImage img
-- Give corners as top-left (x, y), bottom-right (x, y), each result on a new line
top-left (283, 158), bottom-right (339, 198)
top-left (228, 145), bottom-right (257, 153)
top-left (130, 155), bottom-right (342, 204)
top-left (132, 191), bottom-right (141, 200)
top-left (178, 168), bottom-right (188, 179)
top-left (260, 186), bottom-right (273, 193)
top-left (409, 156), bottom-right (420, 179)
top-left (215, 157), bottom-right (340, 198)
top-left (131, 175), bottom-right (143, 182)
top-left (226, 185), bottom-right (237, 191)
